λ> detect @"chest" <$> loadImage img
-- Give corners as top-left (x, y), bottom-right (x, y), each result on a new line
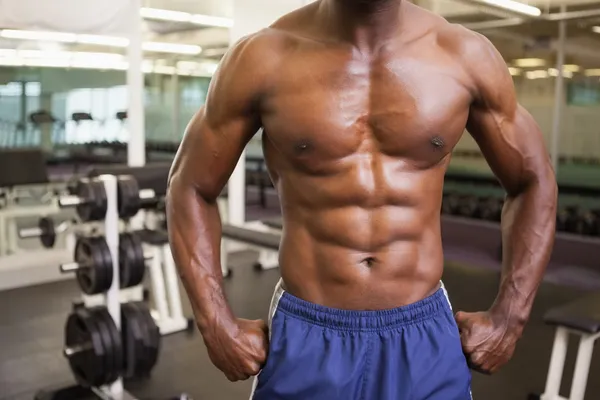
top-left (261, 49), bottom-right (473, 171)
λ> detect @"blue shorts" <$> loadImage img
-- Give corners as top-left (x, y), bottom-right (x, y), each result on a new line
top-left (250, 280), bottom-right (472, 400)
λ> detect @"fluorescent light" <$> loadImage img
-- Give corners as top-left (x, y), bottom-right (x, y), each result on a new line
top-left (202, 47), bottom-right (229, 57)
top-left (508, 67), bottom-right (521, 76)
top-left (190, 14), bottom-right (233, 28)
top-left (585, 69), bottom-right (600, 77)
top-left (0, 29), bottom-right (77, 42)
top-left (143, 42), bottom-right (201, 55)
top-left (478, 0), bottom-right (541, 17)
top-left (593, 26), bottom-right (600, 34)
top-left (77, 34), bottom-right (129, 47)
top-left (0, 48), bottom-right (216, 75)
top-left (563, 64), bottom-right (580, 73)
top-left (525, 70), bottom-right (548, 79)
top-left (548, 68), bottom-right (573, 78)
top-left (513, 58), bottom-right (546, 68)
top-left (141, 7), bottom-right (233, 28)
top-left (140, 7), bottom-right (192, 22)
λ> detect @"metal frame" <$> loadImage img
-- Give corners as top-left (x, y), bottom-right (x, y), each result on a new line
top-left (540, 326), bottom-right (600, 400)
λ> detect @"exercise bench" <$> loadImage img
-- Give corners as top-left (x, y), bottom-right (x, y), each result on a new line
top-left (531, 291), bottom-right (600, 400)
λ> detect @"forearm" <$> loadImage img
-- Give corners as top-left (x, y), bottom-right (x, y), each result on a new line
top-left (493, 173), bottom-right (557, 326)
top-left (167, 182), bottom-right (235, 336)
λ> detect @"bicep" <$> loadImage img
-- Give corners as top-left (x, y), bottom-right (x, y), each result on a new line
top-left (466, 103), bottom-right (550, 196)
top-left (169, 106), bottom-right (260, 200)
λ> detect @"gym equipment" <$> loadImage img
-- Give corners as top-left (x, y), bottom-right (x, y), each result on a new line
top-left (478, 197), bottom-right (503, 222)
top-left (19, 217), bottom-right (69, 248)
top-left (61, 236), bottom-right (113, 295)
top-left (64, 306), bottom-right (123, 387)
top-left (222, 221), bottom-right (281, 273)
top-left (457, 195), bottom-right (480, 218)
top-left (530, 292), bottom-right (600, 400)
top-left (59, 176), bottom-right (157, 222)
top-left (567, 207), bottom-right (599, 236)
top-left (556, 208), bottom-right (570, 232)
top-left (119, 233), bottom-right (147, 289)
top-left (121, 302), bottom-right (161, 378)
top-left (441, 192), bottom-right (461, 215)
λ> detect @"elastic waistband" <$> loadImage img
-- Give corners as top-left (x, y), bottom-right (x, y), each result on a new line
top-left (276, 285), bottom-right (450, 332)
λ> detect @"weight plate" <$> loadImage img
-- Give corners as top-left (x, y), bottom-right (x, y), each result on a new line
top-left (74, 237), bottom-right (113, 294)
top-left (121, 303), bottom-right (146, 378)
top-left (88, 308), bottom-right (118, 385)
top-left (96, 308), bottom-right (124, 383)
top-left (90, 179), bottom-right (108, 222)
top-left (556, 208), bottom-right (569, 232)
top-left (75, 179), bottom-right (95, 222)
top-left (118, 176), bottom-right (141, 220)
top-left (119, 233), bottom-right (146, 288)
top-left (134, 302), bottom-right (161, 375)
top-left (39, 217), bottom-right (56, 248)
top-left (95, 237), bottom-right (114, 292)
top-left (64, 307), bottom-right (108, 387)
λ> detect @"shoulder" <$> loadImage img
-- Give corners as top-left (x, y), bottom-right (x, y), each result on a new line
top-left (435, 23), bottom-right (513, 103)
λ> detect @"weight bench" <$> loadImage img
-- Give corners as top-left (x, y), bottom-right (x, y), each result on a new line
top-left (221, 224), bottom-right (281, 275)
top-left (533, 292), bottom-right (600, 400)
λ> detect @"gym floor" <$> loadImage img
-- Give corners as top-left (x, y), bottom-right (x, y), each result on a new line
top-left (2, 249), bottom-right (600, 400)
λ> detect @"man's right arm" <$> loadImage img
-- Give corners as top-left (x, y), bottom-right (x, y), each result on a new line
top-left (166, 32), bottom-right (274, 381)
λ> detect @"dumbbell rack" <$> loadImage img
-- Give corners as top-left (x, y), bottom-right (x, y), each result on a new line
top-left (37, 175), bottom-right (135, 400)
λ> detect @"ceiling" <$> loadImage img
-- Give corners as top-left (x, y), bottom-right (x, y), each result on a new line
top-left (0, 0), bottom-right (599, 78)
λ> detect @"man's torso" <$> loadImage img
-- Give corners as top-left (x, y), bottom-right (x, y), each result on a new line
top-left (251, 2), bottom-right (478, 309)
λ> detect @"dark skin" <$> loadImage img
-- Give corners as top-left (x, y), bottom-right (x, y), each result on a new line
top-left (167, 0), bottom-right (557, 383)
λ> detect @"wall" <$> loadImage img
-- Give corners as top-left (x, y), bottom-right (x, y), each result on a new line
top-left (455, 76), bottom-right (600, 159)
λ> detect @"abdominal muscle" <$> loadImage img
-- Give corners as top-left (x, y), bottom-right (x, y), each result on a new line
top-left (277, 204), bottom-right (445, 310)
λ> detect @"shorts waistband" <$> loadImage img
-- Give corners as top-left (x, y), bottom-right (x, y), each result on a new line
top-left (276, 284), bottom-right (450, 332)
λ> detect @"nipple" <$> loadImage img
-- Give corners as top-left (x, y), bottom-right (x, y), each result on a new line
top-left (430, 136), bottom-right (445, 149)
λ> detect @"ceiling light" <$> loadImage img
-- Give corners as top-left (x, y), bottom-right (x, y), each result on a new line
top-left (525, 70), bottom-right (548, 79)
top-left (548, 68), bottom-right (573, 78)
top-left (141, 7), bottom-right (233, 28)
top-left (508, 67), bottom-right (521, 76)
top-left (0, 29), bottom-right (76, 42)
top-left (77, 34), bottom-right (129, 47)
top-left (592, 26), bottom-right (600, 34)
top-left (140, 7), bottom-right (192, 22)
top-left (513, 58), bottom-right (546, 68)
top-left (563, 64), bottom-right (580, 73)
top-left (478, 0), bottom-right (541, 17)
top-left (190, 14), bottom-right (233, 28)
top-left (585, 69), bottom-right (600, 77)
top-left (143, 42), bottom-right (201, 55)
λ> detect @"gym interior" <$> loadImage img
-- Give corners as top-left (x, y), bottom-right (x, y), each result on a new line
top-left (0, 0), bottom-right (599, 399)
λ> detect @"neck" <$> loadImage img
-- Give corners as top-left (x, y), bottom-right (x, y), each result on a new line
top-left (321, 0), bottom-right (403, 51)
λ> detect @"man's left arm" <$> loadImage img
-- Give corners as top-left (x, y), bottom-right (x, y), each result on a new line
top-left (456, 30), bottom-right (558, 374)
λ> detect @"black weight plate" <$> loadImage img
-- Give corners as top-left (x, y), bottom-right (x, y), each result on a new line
top-left (89, 308), bottom-right (118, 385)
top-left (119, 233), bottom-right (146, 288)
top-left (74, 238), bottom-right (100, 294)
top-left (118, 176), bottom-right (141, 220)
top-left (121, 303), bottom-right (146, 378)
top-left (129, 303), bottom-right (152, 376)
top-left (65, 307), bottom-right (107, 387)
top-left (458, 195), bottom-right (479, 218)
top-left (134, 302), bottom-right (160, 375)
top-left (97, 308), bottom-right (124, 383)
top-left (556, 208), bottom-right (569, 232)
top-left (95, 237), bottom-right (114, 292)
top-left (75, 180), bottom-right (94, 222)
top-left (39, 217), bottom-right (56, 248)
top-left (90, 179), bottom-right (108, 221)
top-left (443, 193), bottom-right (461, 215)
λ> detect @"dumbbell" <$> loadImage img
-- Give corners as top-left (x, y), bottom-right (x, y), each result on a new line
top-left (59, 176), bottom-right (158, 222)
top-left (61, 233), bottom-right (153, 294)
top-left (441, 192), bottom-right (461, 215)
top-left (478, 197), bottom-right (503, 222)
top-left (556, 208), bottom-right (570, 232)
top-left (457, 195), bottom-right (480, 218)
top-left (19, 217), bottom-right (69, 248)
top-left (566, 207), bottom-right (600, 236)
